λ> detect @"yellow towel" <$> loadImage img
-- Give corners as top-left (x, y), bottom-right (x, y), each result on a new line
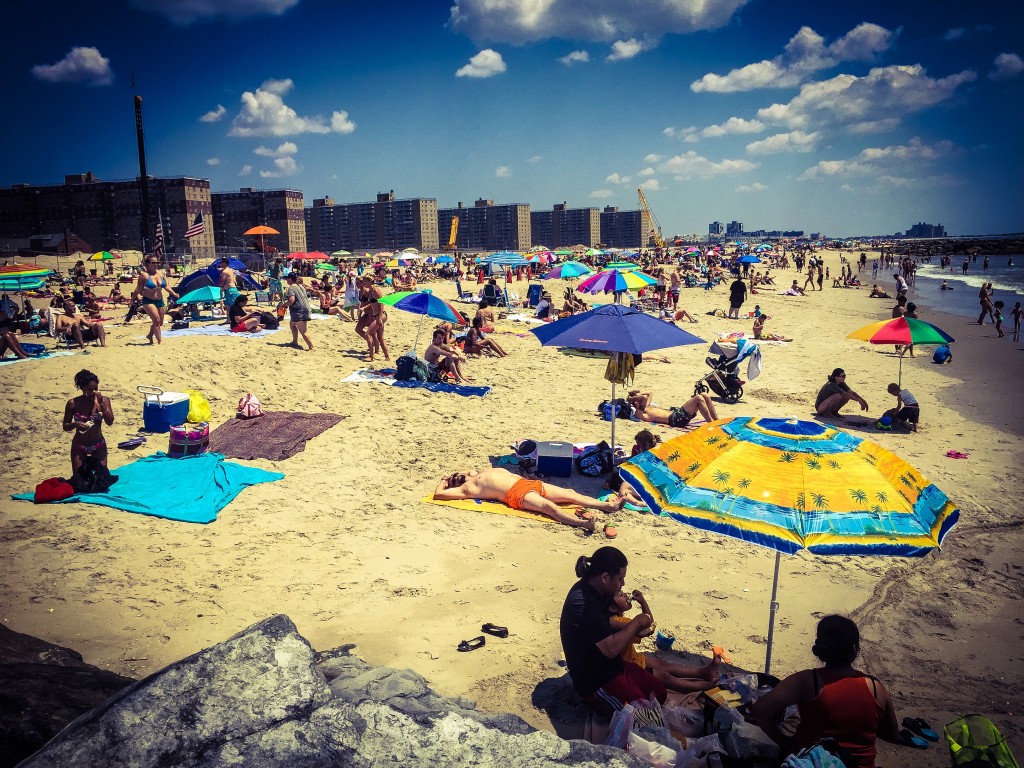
top-left (420, 494), bottom-right (560, 524)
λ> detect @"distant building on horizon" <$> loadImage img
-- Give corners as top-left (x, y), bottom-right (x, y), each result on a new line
top-left (905, 221), bottom-right (946, 238)
top-left (212, 187), bottom-right (306, 255)
top-left (438, 198), bottom-right (531, 251)
top-left (0, 172), bottom-right (215, 259)
top-left (304, 191), bottom-right (439, 252)
top-left (531, 203), bottom-right (600, 248)
top-left (599, 207), bottom-right (653, 248)
top-left (709, 221), bottom-right (724, 236)
top-left (726, 220), bottom-right (744, 237)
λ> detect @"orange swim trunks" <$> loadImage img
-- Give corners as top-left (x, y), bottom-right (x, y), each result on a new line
top-left (504, 478), bottom-right (546, 510)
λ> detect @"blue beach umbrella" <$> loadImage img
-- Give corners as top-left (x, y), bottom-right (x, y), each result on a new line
top-left (736, 255), bottom-right (761, 264)
top-left (175, 286), bottom-right (223, 305)
top-left (620, 416), bottom-right (959, 673)
top-left (434, 254), bottom-right (455, 264)
top-left (542, 261), bottom-right (593, 280)
top-left (531, 304), bottom-right (704, 447)
top-left (379, 290), bottom-right (466, 355)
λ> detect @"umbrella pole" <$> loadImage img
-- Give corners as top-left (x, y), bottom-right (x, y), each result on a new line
top-left (610, 381), bottom-right (617, 451)
top-left (898, 353), bottom-right (903, 388)
top-left (764, 551), bottom-right (782, 675)
top-left (413, 313), bottom-right (424, 357)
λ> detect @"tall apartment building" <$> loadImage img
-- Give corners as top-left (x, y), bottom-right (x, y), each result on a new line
top-left (211, 187), bottom-right (305, 254)
top-left (303, 192), bottom-right (439, 252)
top-left (598, 207), bottom-right (652, 248)
top-left (709, 221), bottom-right (724, 236)
top-left (905, 222), bottom-right (946, 238)
top-left (726, 220), bottom-right (744, 237)
top-left (0, 172), bottom-right (215, 259)
top-left (438, 198), bottom-right (531, 251)
top-left (531, 203), bottom-right (601, 248)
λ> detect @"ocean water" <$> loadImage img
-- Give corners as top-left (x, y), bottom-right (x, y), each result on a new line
top-left (905, 256), bottom-right (1024, 320)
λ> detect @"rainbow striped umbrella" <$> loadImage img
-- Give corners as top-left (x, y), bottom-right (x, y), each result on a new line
top-left (848, 317), bottom-right (954, 385)
top-left (577, 268), bottom-right (656, 299)
top-left (379, 290), bottom-right (466, 354)
top-left (621, 416), bottom-right (959, 672)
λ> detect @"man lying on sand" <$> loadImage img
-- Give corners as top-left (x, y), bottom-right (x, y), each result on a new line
top-left (433, 467), bottom-right (623, 532)
top-left (626, 390), bottom-right (719, 429)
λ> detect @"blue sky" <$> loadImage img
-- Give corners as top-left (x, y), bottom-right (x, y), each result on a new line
top-left (6, 0), bottom-right (1023, 238)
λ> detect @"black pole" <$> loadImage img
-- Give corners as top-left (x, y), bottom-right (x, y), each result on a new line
top-left (135, 95), bottom-right (150, 253)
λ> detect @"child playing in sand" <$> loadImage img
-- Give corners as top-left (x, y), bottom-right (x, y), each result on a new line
top-left (609, 589), bottom-right (721, 693)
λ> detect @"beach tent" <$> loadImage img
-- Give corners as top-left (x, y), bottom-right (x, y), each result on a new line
top-left (175, 258), bottom-right (260, 296)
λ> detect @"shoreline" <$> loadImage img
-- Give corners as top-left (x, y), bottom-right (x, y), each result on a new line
top-left (1, 248), bottom-right (1021, 764)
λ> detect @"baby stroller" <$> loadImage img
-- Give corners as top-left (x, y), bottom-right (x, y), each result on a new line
top-left (694, 337), bottom-right (762, 404)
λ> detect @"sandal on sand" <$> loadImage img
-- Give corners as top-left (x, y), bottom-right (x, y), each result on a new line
top-left (457, 636), bottom-right (486, 652)
top-left (898, 728), bottom-right (930, 749)
top-left (117, 437), bottom-right (146, 449)
top-left (481, 623), bottom-right (509, 638)
top-left (576, 509), bottom-right (596, 521)
top-left (902, 717), bottom-right (939, 742)
top-left (603, 524), bottom-right (618, 539)
top-left (945, 450), bottom-right (969, 459)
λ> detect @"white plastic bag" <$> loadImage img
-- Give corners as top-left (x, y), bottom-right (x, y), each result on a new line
top-left (662, 700), bottom-right (705, 738)
top-left (676, 733), bottom-right (725, 768)
top-left (724, 721), bottom-right (780, 762)
top-left (606, 702), bottom-right (636, 749)
top-left (628, 729), bottom-right (680, 768)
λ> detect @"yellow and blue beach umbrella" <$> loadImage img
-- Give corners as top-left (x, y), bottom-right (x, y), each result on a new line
top-left (620, 416), bottom-right (959, 672)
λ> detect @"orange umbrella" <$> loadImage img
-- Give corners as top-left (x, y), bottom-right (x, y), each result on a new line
top-left (243, 225), bottom-right (280, 236)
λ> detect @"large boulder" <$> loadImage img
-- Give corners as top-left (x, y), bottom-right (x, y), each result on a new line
top-left (19, 615), bottom-right (643, 767)
top-left (0, 624), bottom-right (134, 768)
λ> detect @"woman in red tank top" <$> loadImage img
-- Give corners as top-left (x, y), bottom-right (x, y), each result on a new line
top-left (752, 616), bottom-right (901, 768)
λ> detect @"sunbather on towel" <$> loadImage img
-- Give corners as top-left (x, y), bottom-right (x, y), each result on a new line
top-left (626, 390), bottom-right (718, 429)
top-left (433, 467), bottom-right (623, 531)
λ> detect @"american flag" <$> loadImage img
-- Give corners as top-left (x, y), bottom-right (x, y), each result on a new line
top-left (184, 212), bottom-right (205, 239)
top-left (154, 220), bottom-right (164, 260)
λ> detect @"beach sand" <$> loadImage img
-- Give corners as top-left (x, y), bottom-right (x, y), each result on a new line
top-left (1, 249), bottom-right (1022, 765)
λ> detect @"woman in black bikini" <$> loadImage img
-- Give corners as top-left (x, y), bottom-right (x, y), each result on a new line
top-left (354, 276), bottom-right (377, 361)
top-left (133, 256), bottom-right (178, 344)
top-left (63, 369), bottom-right (114, 476)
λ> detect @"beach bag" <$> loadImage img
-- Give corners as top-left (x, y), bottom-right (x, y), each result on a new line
top-left (945, 714), bottom-right (1020, 768)
top-left (577, 441), bottom-right (613, 477)
top-left (68, 454), bottom-right (118, 494)
top-left (396, 355), bottom-right (419, 381)
top-left (259, 311), bottom-right (279, 330)
top-left (34, 477), bottom-right (74, 503)
top-left (185, 390), bottom-right (211, 423)
top-left (170, 320), bottom-right (190, 330)
top-left (236, 393), bottom-right (265, 420)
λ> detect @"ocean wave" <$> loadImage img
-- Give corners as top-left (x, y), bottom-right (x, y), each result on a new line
top-left (917, 264), bottom-right (1024, 294)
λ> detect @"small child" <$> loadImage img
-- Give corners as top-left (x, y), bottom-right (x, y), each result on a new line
top-left (1011, 302), bottom-right (1022, 340)
top-left (884, 383), bottom-right (920, 431)
top-left (993, 301), bottom-right (1005, 337)
top-left (631, 428), bottom-right (661, 457)
top-left (608, 589), bottom-right (721, 693)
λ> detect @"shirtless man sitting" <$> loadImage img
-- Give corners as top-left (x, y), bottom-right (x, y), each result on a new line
top-left (626, 390), bottom-right (718, 429)
top-left (433, 467), bottom-right (623, 531)
top-left (56, 300), bottom-right (107, 348)
top-left (424, 328), bottom-right (472, 383)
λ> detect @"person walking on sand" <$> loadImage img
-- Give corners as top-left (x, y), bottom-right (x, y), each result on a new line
top-left (133, 255), bottom-right (178, 344)
top-left (815, 368), bottom-right (868, 421)
top-left (1011, 302), bottom-right (1022, 340)
top-left (284, 272), bottom-right (313, 350)
top-left (218, 257), bottom-right (240, 316)
top-left (433, 467), bottom-right (623, 531)
top-left (728, 275), bottom-right (747, 318)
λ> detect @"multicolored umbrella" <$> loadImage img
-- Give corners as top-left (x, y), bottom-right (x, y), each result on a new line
top-left (89, 250), bottom-right (115, 261)
top-left (379, 290), bottom-right (466, 354)
top-left (848, 317), bottom-right (955, 385)
top-left (542, 261), bottom-right (593, 280)
top-left (620, 416), bottom-right (959, 672)
top-left (577, 268), bottom-right (656, 299)
top-left (330, 249), bottom-right (353, 258)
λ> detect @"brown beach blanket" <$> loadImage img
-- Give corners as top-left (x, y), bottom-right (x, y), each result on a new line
top-left (208, 411), bottom-right (345, 461)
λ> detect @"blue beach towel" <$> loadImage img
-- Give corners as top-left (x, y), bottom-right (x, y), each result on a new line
top-left (13, 452), bottom-right (283, 523)
top-left (391, 379), bottom-right (491, 397)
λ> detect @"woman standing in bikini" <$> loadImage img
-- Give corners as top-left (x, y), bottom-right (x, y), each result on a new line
top-left (367, 278), bottom-right (390, 361)
top-left (354, 275), bottom-right (377, 360)
top-left (133, 256), bottom-right (178, 344)
top-left (63, 369), bottom-right (114, 476)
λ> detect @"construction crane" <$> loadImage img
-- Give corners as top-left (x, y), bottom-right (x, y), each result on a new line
top-left (637, 187), bottom-right (665, 248)
top-left (444, 215), bottom-right (459, 251)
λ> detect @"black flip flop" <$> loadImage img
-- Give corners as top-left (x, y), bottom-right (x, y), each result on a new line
top-left (481, 623), bottom-right (509, 638)
top-left (457, 636), bottom-right (486, 652)
top-left (902, 717), bottom-right (940, 742)
top-left (898, 728), bottom-right (929, 749)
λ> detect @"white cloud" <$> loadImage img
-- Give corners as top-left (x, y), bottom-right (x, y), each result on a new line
top-left (637, 167), bottom-right (656, 177)
top-left (131, 0), bottom-right (299, 25)
top-left (736, 182), bottom-right (768, 192)
top-left (495, 165), bottom-right (512, 177)
top-left (663, 125), bottom-right (699, 142)
top-left (31, 47), bottom-right (113, 86)
top-left (989, 53), bottom-right (1024, 81)
top-left (639, 178), bottom-right (661, 191)
top-left (199, 104), bottom-right (226, 123)
top-left (658, 151), bottom-right (758, 179)
top-left (449, 0), bottom-right (747, 45)
top-left (456, 49), bottom-right (507, 78)
top-left (229, 79), bottom-right (355, 137)
top-left (943, 28), bottom-right (966, 42)
top-left (527, 155), bottom-right (542, 164)
top-left (605, 172), bottom-right (631, 184)
top-left (206, 157), bottom-right (220, 166)
top-left (558, 50), bottom-right (589, 65)
top-left (239, 164), bottom-right (253, 176)
top-left (590, 189), bottom-right (614, 198)
top-left (799, 137), bottom-right (956, 181)
top-left (254, 141), bottom-right (298, 157)
top-left (643, 153), bottom-right (662, 163)
top-left (691, 22), bottom-right (896, 92)
top-left (702, 117), bottom-right (764, 137)
top-left (756, 65), bottom-right (976, 132)
top-left (260, 156), bottom-right (299, 178)
top-left (607, 38), bottom-right (651, 62)
top-left (746, 130), bottom-right (819, 154)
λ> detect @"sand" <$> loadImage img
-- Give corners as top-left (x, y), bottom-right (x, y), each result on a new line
top-left (2, 249), bottom-right (1022, 765)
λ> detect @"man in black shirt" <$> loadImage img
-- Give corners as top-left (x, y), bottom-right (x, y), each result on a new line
top-left (728, 276), bottom-right (747, 318)
top-left (559, 547), bottom-right (665, 714)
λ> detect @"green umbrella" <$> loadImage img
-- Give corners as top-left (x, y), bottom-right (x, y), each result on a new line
top-left (316, 263), bottom-right (339, 272)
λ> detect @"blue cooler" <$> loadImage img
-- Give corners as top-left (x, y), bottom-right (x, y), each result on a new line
top-left (138, 386), bottom-right (190, 433)
top-left (537, 441), bottom-right (574, 478)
